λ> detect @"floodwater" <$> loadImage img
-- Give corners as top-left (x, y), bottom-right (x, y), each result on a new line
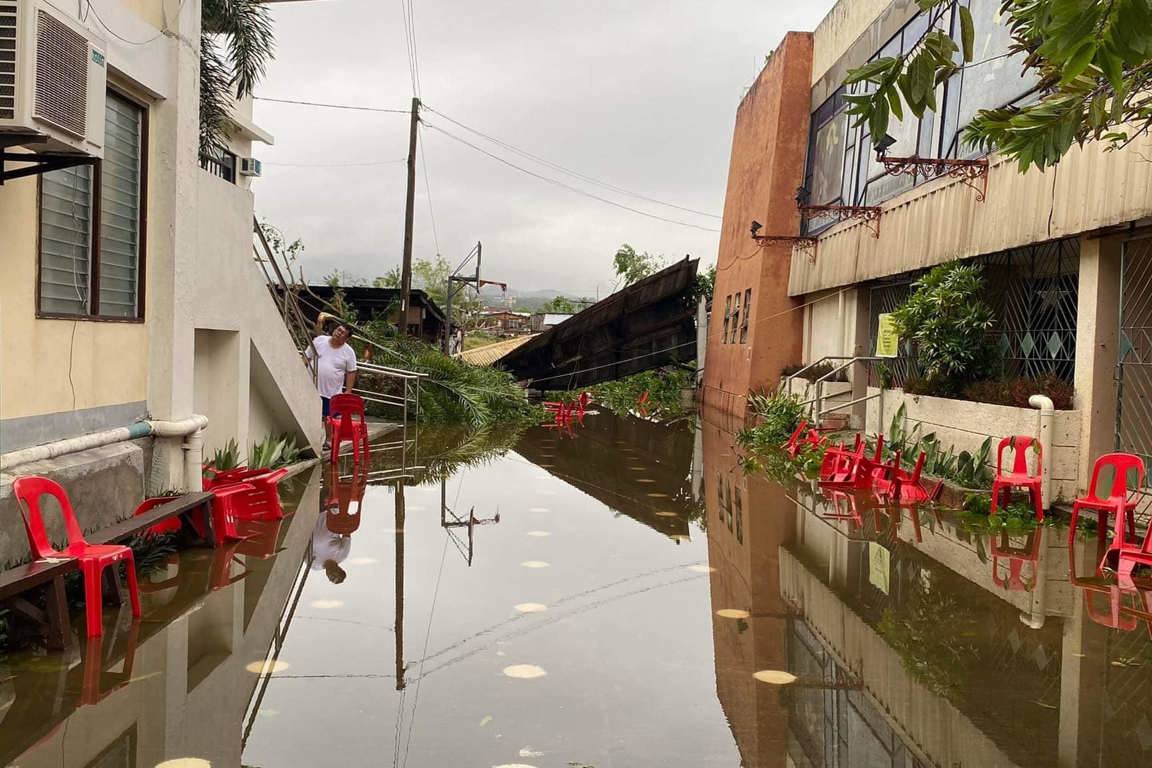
top-left (1, 410), bottom-right (1151, 767)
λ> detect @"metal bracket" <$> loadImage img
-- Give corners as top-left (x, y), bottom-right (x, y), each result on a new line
top-left (879, 155), bottom-right (990, 202)
top-left (1, 150), bottom-right (97, 185)
top-left (751, 234), bottom-right (819, 263)
top-left (799, 204), bottom-right (882, 238)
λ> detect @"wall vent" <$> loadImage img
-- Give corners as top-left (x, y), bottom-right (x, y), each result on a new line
top-left (33, 8), bottom-right (87, 137)
top-left (0, 1), bottom-right (17, 121)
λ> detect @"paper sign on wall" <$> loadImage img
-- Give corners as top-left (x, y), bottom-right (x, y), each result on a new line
top-left (876, 314), bottom-right (900, 358)
top-left (868, 542), bottom-right (891, 595)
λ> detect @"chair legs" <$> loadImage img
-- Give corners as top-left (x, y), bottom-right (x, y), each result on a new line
top-left (991, 480), bottom-right (1044, 520)
top-left (82, 555), bottom-right (141, 638)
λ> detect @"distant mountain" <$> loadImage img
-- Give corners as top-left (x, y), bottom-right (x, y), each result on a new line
top-left (479, 286), bottom-right (592, 312)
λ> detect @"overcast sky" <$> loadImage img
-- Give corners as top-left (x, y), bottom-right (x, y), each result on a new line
top-left (253, 0), bottom-right (836, 297)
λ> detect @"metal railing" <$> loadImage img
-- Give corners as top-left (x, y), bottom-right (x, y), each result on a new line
top-left (781, 355), bottom-right (886, 423)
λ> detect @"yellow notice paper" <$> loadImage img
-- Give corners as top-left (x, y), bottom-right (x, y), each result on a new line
top-left (869, 542), bottom-right (891, 595)
top-left (876, 314), bottom-right (900, 358)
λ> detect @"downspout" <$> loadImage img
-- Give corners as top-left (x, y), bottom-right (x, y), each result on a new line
top-left (1, 415), bottom-right (209, 491)
top-left (1029, 394), bottom-right (1055, 509)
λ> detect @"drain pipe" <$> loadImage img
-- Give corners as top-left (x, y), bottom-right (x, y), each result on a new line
top-left (1029, 395), bottom-right (1054, 509)
top-left (1, 415), bottom-right (208, 491)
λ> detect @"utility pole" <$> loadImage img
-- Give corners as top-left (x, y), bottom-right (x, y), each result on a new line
top-left (398, 97), bottom-right (420, 335)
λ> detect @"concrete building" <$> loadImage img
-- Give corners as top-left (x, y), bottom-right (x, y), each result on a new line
top-left (706, 0), bottom-right (1152, 494)
top-left (0, 0), bottom-right (320, 565)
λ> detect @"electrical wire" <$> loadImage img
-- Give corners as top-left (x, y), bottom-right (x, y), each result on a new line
top-left (86, 0), bottom-right (187, 46)
top-left (263, 158), bottom-right (407, 168)
top-left (254, 97), bottom-right (411, 114)
top-left (424, 122), bottom-right (721, 234)
top-left (423, 104), bottom-right (722, 220)
top-left (399, 0), bottom-right (422, 98)
top-left (400, 530), bottom-right (450, 767)
top-left (417, 124), bottom-right (440, 255)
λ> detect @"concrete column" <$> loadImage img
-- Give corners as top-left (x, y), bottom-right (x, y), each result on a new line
top-left (146, 0), bottom-right (202, 490)
top-left (850, 287), bottom-right (871, 429)
top-left (1074, 235), bottom-right (1123, 494)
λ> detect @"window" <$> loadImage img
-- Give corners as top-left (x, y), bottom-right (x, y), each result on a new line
top-left (729, 292), bottom-right (742, 344)
top-left (740, 289), bottom-right (751, 343)
top-left (722, 295), bottom-right (732, 344)
top-left (803, 1), bottom-right (1041, 217)
top-left (38, 90), bottom-right (146, 319)
top-left (200, 149), bottom-right (237, 183)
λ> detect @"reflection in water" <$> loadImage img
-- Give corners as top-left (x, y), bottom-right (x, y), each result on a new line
top-left (700, 407), bottom-right (1152, 768)
top-left (7, 411), bottom-right (1152, 766)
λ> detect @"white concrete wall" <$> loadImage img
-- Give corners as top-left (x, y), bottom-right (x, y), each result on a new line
top-left (192, 171), bottom-right (322, 453)
top-left (865, 387), bottom-right (1081, 501)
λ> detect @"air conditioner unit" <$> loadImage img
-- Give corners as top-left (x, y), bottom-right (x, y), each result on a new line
top-left (239, 157), bottom-right (262, 177)
top-left (0, 0), bottom-right (107, 157)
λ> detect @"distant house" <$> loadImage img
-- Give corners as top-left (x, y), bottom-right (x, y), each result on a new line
top-left (295, 285), bottom-right (446, 345)
top-left (481, 310), bottom-right (531, 335)
top-left (530, 313), bottom-right (576, 332)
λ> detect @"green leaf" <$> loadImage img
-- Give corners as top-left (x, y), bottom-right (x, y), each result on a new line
top-left (959, 6), bottom-right (975, 63)
top-left (1061, 41), bottom-right (1098, 84)
top-left (886, 87), bottom-right (905, 122)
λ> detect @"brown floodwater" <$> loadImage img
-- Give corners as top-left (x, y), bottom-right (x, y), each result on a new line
top-left (1, 410), bottom-right (1149, 767)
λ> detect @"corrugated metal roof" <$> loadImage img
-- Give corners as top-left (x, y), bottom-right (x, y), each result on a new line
top-left (458, 334), bottom-right (539, 366)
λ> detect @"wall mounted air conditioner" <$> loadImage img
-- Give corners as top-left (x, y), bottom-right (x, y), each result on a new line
top-left (0, 0), bottom-right (107, 157)
top-left (239, 157), bottom-right (262, 177)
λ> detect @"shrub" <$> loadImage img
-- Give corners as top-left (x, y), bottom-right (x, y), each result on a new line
top-left (890, 262), bottom-right (996, 391)
top-left (962, 374), bottom-right (1073, 410)
top-left (746, 391), bottom-right (808, 444)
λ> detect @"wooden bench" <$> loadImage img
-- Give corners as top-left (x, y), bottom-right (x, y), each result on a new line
top-left (0, 491), bottom-right (216, 650)
top-left (90, 491), bottom-right (216, 546)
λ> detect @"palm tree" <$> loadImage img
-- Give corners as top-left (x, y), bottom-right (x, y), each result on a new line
top-left (200, 0), bottom-right (275, 158)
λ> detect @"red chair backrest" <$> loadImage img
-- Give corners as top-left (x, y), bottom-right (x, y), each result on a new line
top-left (996, 435), bottom-right (1042, 477)
top-left (577, 391), bottom-right (590, 412)
top-left (1086, 452), bottom-right (1146, 503)
top-left (11, 476), bottom-right (86, 558)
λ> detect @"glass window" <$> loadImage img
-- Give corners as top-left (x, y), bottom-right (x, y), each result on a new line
top-left (99, 92), bottom-right (144, 318)
top-left (740, 289), bottom-right (751, 344)
top-left (38, 90), bottom-right (146, 319)
top-left (811, 112), bottom-right (848, 206)
top-left (945, 0), bottom-right (1038, 156)
top-left (730, 292), bottom-right (742, 343)
top-left (39, 164), bottom-right (94, 315)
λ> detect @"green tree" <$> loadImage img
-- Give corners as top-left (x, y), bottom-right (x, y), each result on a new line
top-left (613, 244), bottom-right (664, 287)
top-left (540, 296), bottom-right (578, 313)
top-left (200, 0), bottom-right (275, 158)
top-left (844, 0), bottom-right (1152, 171)
top-left (374, 267), bottom-right (401, 289)
top-left (322, 269), bottom-right (366, 288)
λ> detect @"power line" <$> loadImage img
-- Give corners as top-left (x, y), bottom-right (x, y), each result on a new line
top-left (417, 124), bottom-right (441, 255)
top-left (424, 122), bottom-right (721, 234)
top-left (423, 104), bottom-right (722, 220)
top-left (399, 0), bottom-right (422, 98)
top-left (263, 158), bottom-right (407, 168)
top-left (254, 96), bottom-right (411, 114)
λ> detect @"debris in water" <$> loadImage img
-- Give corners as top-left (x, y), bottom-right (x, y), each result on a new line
top-left (245, 660), bottom-right (289, 675)
top-left (521, 561), bottom-right (550, 569)
top-left (515, 603), bottom-right (548, 613)
top-left (716, 609), bottom-right (750, 619)
top-left (503, 664), bottom-right (547, 679)
top-left (753, 670), bottom-right (797, 685)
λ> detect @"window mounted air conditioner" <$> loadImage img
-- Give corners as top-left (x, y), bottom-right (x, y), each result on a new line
top-left (0, 0), bottom-right (107, 157)
top-left (239, 157), bottom-right (262, 177)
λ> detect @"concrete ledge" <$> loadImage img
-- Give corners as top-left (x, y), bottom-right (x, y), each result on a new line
top-left (865, 387), bottom-right (1081, 501)
top-left (0, 441), bottom-right (145, 568)
top-left (0, 401), bottom-right (148, 453)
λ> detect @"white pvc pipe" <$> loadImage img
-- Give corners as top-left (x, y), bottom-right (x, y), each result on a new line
top-left (1029, 394), bottom-right (1055, 509)
top-left (1, 415), bottom-right (209, 491)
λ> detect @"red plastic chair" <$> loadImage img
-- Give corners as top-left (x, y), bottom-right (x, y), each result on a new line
top-left (132, 496), bottom-right (186, 538)
top-left (12, 476), bottom-right (141, 638)
top-left (1068, 453), bottom-right (1145, 552)
top-left (327, 393), bottom-right (369, 464)
top-left (990, 436), bottom-right (1044, 520)
top-left (189, 483), bottom-right (258, 546)
top-left (991, 528), bottom-right (1043, 592)
top-left (876, 451), bottom-right (944, 505)
top-left (205, 467), bottom-right (290, 521)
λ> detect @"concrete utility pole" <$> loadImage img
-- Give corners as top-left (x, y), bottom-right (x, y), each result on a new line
top-left (399, 97), bottom-right (420, 335)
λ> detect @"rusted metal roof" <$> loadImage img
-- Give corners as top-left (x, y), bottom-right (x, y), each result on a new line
top-left (497, 257), bottom-right (700, 388)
